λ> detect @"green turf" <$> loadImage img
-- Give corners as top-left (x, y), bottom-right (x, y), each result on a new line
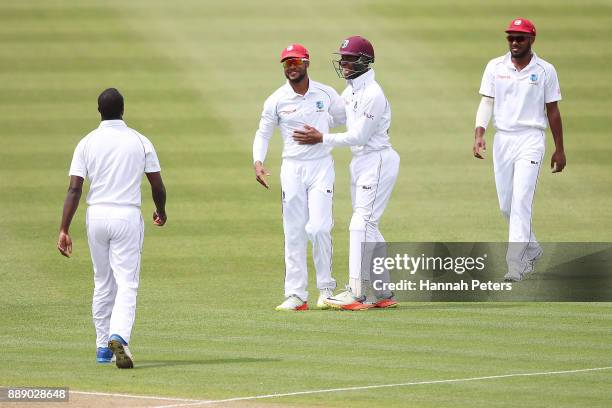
top-left (1, 1), bottom-right (611, 407)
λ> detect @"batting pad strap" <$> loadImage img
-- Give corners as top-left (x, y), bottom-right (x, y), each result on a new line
top-left (475, 96), bottom-right (494, 129)
top-left (349, 213), bottom-right (366, 232)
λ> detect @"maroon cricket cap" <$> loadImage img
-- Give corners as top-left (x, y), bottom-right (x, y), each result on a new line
top-left (280, 44), bottom-right (309, 62)
top-left (505, 18), bottom-right (536, 36)
top-left (337, 35), bottom-right (375, 60)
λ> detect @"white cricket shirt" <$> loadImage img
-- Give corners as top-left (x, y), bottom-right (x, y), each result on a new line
top-left (322, 69), bottom-right (392, 155)
top-left (479, 52), bottom-right (562, 133)
top-left (252, 79), bottom-right (345, 163)
top-left (69, 120), bottom-right (161, 207)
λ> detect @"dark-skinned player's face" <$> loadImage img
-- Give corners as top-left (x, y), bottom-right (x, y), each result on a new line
top-left (283, 58), bottom-right (309, 83)
top-left (339, 55), bottom-right (361, 79)
top-left (507, 33), bottom-right (534, 59)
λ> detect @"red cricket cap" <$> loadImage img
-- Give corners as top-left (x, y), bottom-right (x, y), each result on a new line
top-left (505, 18), bottom-right (536, 36)
top-left (280, 44), bottom-right (309, 62)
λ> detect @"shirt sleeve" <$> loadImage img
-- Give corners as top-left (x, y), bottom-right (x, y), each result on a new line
top-left (327, 87), bottom-right (347, 129)
top-left (68, 138), bottom-right (87, 178)
top-left (544, 65), bottom-right (562, 103)
top-left (322, 88), bottom-right (386, 147)
top-left (479, 60), bottom-right (495, 98)
top-left (252, 95), bottom-right (278, 164)
top-left (140, 135), bottom-right (161, 173)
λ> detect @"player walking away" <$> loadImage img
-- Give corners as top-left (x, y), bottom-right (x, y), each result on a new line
top-left (57, 88), bottom-right (167, 368)
top-left (473, 18), bottom-right (566, 282)
top-left (293, 36), bottom-right (400, 310)
top-left (252, 44), bottom-right (346, 311)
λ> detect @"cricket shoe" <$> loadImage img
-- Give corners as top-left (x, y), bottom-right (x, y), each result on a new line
top-left (503, 270), bottom-right (523, 282)
top-left (504, 250), bottom-right (544, 282)
top-left (275, 295), bottom-right (308, 311)
top-left (374, 293), bottom-right (398, 309)
top-left (324, 287), bottom-right (373, 311)
top-left (108, 334), bottom-right (134, 369)
top-left (524, 249), bottom-right (544, 277)
top-left (96, 347), bottom-right (113, 364)
top-left (316, 288), bottom-right (334, 310)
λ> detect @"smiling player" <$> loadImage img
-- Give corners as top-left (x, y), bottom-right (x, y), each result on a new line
top-left (252, 44), bottom-right (346, 311)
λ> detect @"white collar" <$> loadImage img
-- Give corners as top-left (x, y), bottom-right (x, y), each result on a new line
top-left (348, 69), bottom-right (375, 89)
top-left (99, 119), bottom-right (127, 128)
top-left (504, 52), bottom-right (538, 71)
top-left (284, 78), bottom-right (315, 97)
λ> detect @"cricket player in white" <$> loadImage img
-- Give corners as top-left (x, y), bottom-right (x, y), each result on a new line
top-left (293, 36), bottom-right (400, 310)
top-left (253, 44), bottom-right (345, 311)
top-left (473, 18), bottom-right (566, 281)
top-left (57, 88), bottom-right (167, 368)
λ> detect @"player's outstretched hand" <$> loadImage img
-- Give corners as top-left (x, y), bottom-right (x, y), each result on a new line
top-left (254, 161), bottom-right (270, 189)
top-left (153, 211), bottom-right (167, 226)
top-left (57, 231), bottom-right (72, 258)
top-left (551, 150), bottom-right (566, 173)
top-left (473, 136), bottom-right (486, 159)
top-left (293, 125), bottom-right (323, 145)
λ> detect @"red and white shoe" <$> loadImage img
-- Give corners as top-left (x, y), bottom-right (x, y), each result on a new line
top-left (324, 287), bottom-right (374, 311)
top-left (374, 297), bottom-right (398, 308)
top-left (275, 295), bottom-right (308, 311)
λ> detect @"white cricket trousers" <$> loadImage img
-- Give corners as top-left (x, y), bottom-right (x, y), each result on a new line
top-left (493, 130), bottom-right (544, 272)
top-left (348, 148), bottom-right (400, 297)
top-left (281, 155), bottom-right (336, 301)
top-left (86, 205), bottom-right (143, 348)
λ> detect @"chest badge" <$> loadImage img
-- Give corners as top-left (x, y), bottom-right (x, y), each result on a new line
top-left (316, 101), bottom-right (324, 111)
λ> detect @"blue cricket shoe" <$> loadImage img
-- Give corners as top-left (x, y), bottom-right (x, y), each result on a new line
top-left (96, 347), bottom-right (113, 364)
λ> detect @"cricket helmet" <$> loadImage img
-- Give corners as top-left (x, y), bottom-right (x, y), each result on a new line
top-left (333, 35), bottom-right (375, 79)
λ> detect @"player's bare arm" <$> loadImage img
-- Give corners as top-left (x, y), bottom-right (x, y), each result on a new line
top-left (473, 96), bottom-right (493, 159)
top-left (292, 125), bottom-right (323, 145)
top-left (546, 101), bottom-right (566, 173)
top-left (57, 175), bottom-right (84, 257)
top-left (146, 171), bottom-right (167, 226)
top-left (253, 160), bottom-right (270, 189)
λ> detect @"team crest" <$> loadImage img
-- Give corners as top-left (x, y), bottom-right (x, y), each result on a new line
top-left (286, 45), bottom-right (293, 51)
top-left (514, 19), bottom-right (522, 25)
top-left (530, 74), bottom-right (538, 81)
top-left (316, 101), bottom-right (324, 109)
top-left (341, 39), bottom-right (349, 48)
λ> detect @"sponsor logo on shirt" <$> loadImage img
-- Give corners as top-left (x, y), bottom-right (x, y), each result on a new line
top-left (279, 108), bottom-right (297, 115)
top-left (497, 74), bottom-right (511, 80)
top-left (362, 185), bottom-right (372, 190)
top-left (363, 112), bottom-right (374, 120)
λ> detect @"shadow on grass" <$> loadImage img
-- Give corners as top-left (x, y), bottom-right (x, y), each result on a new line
top-left (134, 357), bottom-right (281, 370)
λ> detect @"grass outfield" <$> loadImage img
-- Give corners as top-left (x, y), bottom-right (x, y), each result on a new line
top-left (1, 1), bottom-right (611, 407)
